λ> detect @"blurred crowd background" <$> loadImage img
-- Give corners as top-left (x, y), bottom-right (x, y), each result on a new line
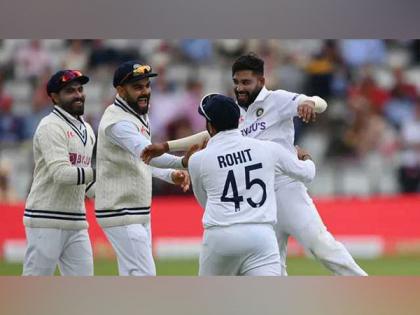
top-left (0, 39), bottom-right (419, 201)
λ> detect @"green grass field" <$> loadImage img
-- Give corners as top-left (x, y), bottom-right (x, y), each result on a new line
top-left (2, 256), bottom-right (420, 275)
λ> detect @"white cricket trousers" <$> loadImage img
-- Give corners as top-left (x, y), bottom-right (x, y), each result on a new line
top-left (274, 181), bottom-right (367, 276)
top-left (22, 227), bottom-right (93, 276)
top-left (103, 223), bottom-right (156, 276)
top-left (199, 224), bottom-right (282, 276)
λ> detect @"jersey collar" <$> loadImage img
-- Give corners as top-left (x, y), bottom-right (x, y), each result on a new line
top-left (253, 86), bottom-right (270, 103)
top-left (114, 94), bottom-right (150, 129)
top-left (207, 129), bottom-right (242, 146)
top-left (52, 105), bottom-right (88, 145)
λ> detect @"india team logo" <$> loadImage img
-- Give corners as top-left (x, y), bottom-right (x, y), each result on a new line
top-left (256, 108), bottom-right (264, 117)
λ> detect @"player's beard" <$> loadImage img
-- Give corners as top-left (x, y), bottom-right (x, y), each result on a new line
top-left (126, 93), bottom-right (151, 115)
top-left (235, 86), bottom-right (262, 110)
top-left (60, 96), bottom-right (85, 117)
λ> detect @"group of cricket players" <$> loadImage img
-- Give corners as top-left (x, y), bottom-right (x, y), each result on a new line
top-left (22, 53), bottom-right (367, 276)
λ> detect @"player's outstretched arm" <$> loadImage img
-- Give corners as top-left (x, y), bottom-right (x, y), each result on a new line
top-left (141, 131), bottom-right (210, 164)
top-left (152, 168), bottom-right (191, 192)
top-left (273, 144), bottom-right (316, 184)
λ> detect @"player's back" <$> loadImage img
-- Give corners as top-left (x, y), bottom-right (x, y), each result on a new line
top-left (191, 129), bottom-right (278, 229)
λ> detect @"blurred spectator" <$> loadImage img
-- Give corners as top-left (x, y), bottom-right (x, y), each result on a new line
top-left (410, 40), bottom-right (420, 65)
top-left (62, 40), bottom-right (89, 72)
top-left (215, 39), bottom-right (247, 64)
top-left (166, 116), bottom-right (194, 141)
top-left (277, 55), bottom-right (305, 93)
top-left (180, 39), bottom-right (213, 64)
top-left (383, 68), bottom-right (417, 130)
top-left (348, 68), bottom-right (390, 114)
top-left (397, 99), bottom-right (420, 193)
top-left (22, 69), bottom-right (52, 139)
top-left (304, 41), bottom-right (337, 99)
top-left (176, 78), bottom-right (204, 133)
top-left (15, 40), bottom-right (53, 89)
top-left (0, 76), bottom-right (25, 144)
top-left (0, 159), bottom-right (18, 203)
top-left (153, 116), bottom-right (195, 195)
top-left (343, 96), bottom-right (395, 157)
top-left (88, 40), bottom-right (119, 69)
top-left (149, 66), bottom-right (181, 142)
top-left (339, 40), bottom-right (387, 68)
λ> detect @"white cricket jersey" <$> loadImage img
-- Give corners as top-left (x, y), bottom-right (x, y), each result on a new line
top-left (188, 130), bottom-right (315, 229)
top-left (238, 86), bottom-right (305, 186)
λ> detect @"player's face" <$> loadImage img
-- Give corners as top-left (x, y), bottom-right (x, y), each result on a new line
top-left (232, 70), bottom-right (264, 109)
top-left (120, 78), bottom-right (151, 115)
top-left (54, 81), bottom-right (85, 117)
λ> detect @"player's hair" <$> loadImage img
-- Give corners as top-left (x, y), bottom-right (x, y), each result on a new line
top-left (210, 116), bottom-right (239, 132)
top-left (232, 53), bottom-right (264, 76)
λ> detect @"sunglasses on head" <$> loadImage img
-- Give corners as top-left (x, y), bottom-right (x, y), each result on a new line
top-left (120, 65), bottom-right (152, 85)
top-left (60, 70), bottom-right (83, 83)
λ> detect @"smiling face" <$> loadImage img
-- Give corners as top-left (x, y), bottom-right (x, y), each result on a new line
top-left (117, 77), bottom-right (152, 115)
top-left (51, 81), bottom-right (86, 116)
top-left (232, 70), bottom-right (265, 109)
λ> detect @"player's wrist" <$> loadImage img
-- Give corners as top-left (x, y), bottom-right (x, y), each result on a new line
top-left (163, 142), bottom-right (169, 152)
top-left (302, 154), bottom-right (312, 161)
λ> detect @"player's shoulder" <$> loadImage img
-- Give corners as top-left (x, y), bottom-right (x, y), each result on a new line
top-left (241, 135), bottom-right (268, 147)
top-left (32, 116), bottom-right (66, 143)
top-left (36, 112), bottom-right (65, 133)
top-left (190, 148), bottom-right (206, 163)
top-left (270, 89), bottom-right (300, 102)
top-left (188, 149), bottom-right (206, 172)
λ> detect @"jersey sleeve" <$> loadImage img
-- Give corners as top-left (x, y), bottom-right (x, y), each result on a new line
top-left (271, 143), bottom-right (316, 184)
top-left (106, 120), bottom-right (184, 169)
top-left (152, 167), bottom-right (174, 184)
top-left (36, 124), bottom-right (94, 185)
top-left (188, 152), bottom-right (207, 208)
top-left (274, 90), bottom-right (304, 120)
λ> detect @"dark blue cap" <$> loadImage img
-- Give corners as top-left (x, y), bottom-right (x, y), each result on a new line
top-left (113, 60), bottom-right (158, 87)
top-left (198, 93), bottom-right (240, 131)
top-left (46, 70), bottom-right (89, 96)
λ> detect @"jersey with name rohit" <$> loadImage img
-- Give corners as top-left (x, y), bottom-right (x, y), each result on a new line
top-left (24, 106), bottom-right (95, 230)
top-left (188, 130), bottom-right (315, 229)
top-left (238, 86), bottom-right (304, 185)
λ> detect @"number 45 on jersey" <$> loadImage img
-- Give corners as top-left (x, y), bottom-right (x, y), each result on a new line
top-left (221, 163), bottom-right (267, 212)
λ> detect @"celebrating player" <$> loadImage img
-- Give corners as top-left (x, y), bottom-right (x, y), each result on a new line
top-left (94, 61), bottom-right (194, 276)
top-left (23, 70), bottom-right (96, 276)
top-left (142, 53), bottom-right (367, 276)
top-left (188, 94), bottom-right (316, 275)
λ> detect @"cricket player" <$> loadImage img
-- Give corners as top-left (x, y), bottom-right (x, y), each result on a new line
top-left (188, 94), bottom-right (316, 276)
top-left (142, 54), bottom-right (367, 276)
top-left (23, 70), bottom-right (96, 276)
top-left (95, 61), bottom-right (193, 276)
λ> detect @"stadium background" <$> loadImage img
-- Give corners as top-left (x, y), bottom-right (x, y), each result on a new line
top-left (0, 39), bottom-right (420, 275)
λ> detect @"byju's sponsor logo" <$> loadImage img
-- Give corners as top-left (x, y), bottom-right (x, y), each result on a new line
top-left (241, 121), bottom-right (266, 136)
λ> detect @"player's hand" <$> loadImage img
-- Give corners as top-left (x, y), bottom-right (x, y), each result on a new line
top-left (141, 142), bottom-right (169, 164)
top-left (171, 170), bottom-right (190, 192)
top-left (297, 101), bottom-right (316, 123)
top-left (295, 145), bottom-right (312, 161)
top-left (181, 144), bottom-right (202, 168)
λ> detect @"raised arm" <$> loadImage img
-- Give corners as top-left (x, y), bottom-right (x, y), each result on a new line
top-left (105, 120), bottom-right (186, 169)
top-left (141, 130), bottom-right (210, 164)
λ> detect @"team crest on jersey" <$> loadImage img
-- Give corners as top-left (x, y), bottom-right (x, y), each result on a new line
top-left (256, 108), bottom-right (264, 117)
